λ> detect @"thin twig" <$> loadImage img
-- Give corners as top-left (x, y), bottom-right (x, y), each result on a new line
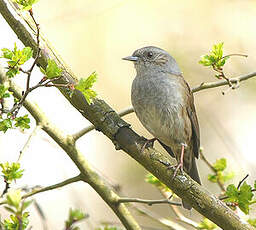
top-left (219, 174), bottom-right (251, 201)
top-left (237, 174), bottom-right (249, 189)
top-left (131, 204), bottom-right (187, 230)
top-left (0, 175), bottom-right (81, 206)
top-left (118, 197), bottom-right (181, 206)
top-left (1, 9), bottom-right (41, 117)
top-left (222, 53), bottom-right (248, 59)
top-left (192, 71), bottom-right (256, 93)
top-left (0, 180), bottom-right (10, 197)
top-left (157, 186), bottom-right (199, 229)
top-left (199, 149), bottom-right (225, 192)
top-left (22, 174), bottom-right (82, 200)
top-left (18, 125), bottom-right (41, 162)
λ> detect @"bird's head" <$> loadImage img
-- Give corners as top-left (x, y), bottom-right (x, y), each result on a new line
top-left (123, 46), bottom-right (181, 75)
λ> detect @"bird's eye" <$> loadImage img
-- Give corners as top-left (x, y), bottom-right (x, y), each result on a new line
top-left (147, 51), bottom-right (153, 58)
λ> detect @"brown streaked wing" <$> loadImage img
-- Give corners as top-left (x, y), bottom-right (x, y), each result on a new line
top-left (180, 76), bottom-right (200, 159)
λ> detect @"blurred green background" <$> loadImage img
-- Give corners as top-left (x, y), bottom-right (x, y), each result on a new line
top-left (1, 0), bottom-right (256, 229)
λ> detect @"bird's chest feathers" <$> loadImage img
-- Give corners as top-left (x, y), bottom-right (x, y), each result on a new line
top-left (131, 75), bottom-right (183, 112)
top-left (131, 75), bottom-right (189, 144)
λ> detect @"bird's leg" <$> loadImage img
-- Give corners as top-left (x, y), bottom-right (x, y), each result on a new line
top-left (173, 143), bottom-right (186, 179)
top-left (141, 137), bottom-right (158, 152)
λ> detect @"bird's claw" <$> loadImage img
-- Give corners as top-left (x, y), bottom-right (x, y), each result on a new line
top-left (141, 137), bottom-right (157, 152)
top-left (172, 162), bottom-right (184, 180)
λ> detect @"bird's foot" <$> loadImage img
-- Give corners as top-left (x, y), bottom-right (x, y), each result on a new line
top-left (172, 143), bottom-right (185, 179)
top-left (141, 137), bottom-right (157, 152)
top-left (172, 162), bottom-right (184, 179)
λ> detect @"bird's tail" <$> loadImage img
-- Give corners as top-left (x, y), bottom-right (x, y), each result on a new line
top-left (189, 155), bottom-right (201, 185)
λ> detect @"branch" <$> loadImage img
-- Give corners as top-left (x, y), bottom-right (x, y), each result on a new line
top-left (131, 205), bottom-right (187, 230)
top-left (200, 149), bottom-right (226, 192)
top-left (0, 1), bottom-right (254, 229)
top-left (157, 186), bottom-right (199, 229)
top-left (191, 72), bottom-right (256, 93)
top-left (118, 197), bottom-right (181, 206)
top-left (18, 124), bottom-right (41, 162)
top-left (237, 174), bottom-right (249, 189)
top-left (22, 174), bottom-right (82, 200)
top-left (72, 106), bottom-right (134, 140)
top-left (0, 66), bottom-right (141, 230)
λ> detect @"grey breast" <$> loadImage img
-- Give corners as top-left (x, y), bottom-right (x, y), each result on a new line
top-left (131, 72), bottom-right (191, 147)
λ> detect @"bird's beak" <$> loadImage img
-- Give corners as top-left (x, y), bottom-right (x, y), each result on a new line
top-left (122, 56), bottom-right (139, 62)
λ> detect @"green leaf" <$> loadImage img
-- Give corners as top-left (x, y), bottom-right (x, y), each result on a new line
top-left (213, 158), bottom-right (226, 171)
top-left (0, 84), bottom-right (10, 99)
top-left (39, 66), bottom-right (46, 75)
top-left (223, 171), bottom-right (235, 182)
top-left (6, 68), bottom-right (19, 78)
top-left (248, 218), bottom-right (256, 227)
top-left (1, 44), bottom-right (33, 78)
top-left (198, 218), bottom-right (217, 229)
top-left (199, 42), bottom-right (227, 70)
top-left (1, 48), bottom-right (13, 59)
top-left (225, 182), bottom-right (254, 214)
top-left (208, 174), bottom-right (217, 183)
top-left (15, 0), bottom-right (39, 10)
top-left (225, 184), bottom-right (238, 202)
top-left (211, 42), bottom-right (224, 59)
top-left (21, 47), bottom-right (33, 64)
top-left (6, 190), bottom-right (22, 210)
top-left (21, 200), bottom-right (33, 211)
top-left (3, 212), bottom-right (29, 230)
top-left (199, 55), bottom-right (213, 66)
top-left (0, 162), bottom-right (24, 183)
top-left (45, 59), bottom-right (62, 79)
top-left (14, 114), bottom-right (30, 131)
top-left (145, 173), bottom-right (162, 186)
top-left (0, 118), bottom-right (12, 133)
top-left (145, 173), bottom-right (171, 192)
top-left (65, 208), bottom-right (88, 228)
top-left (74, 72), bottom-right (97, 104)
top-left (238, 182), bottom-right (253, 214)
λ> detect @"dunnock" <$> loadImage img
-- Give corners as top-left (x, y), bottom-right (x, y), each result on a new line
top-left (123, 46), bottom-right (201, 209)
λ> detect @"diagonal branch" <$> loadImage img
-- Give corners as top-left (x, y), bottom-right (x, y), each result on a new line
top-left (0, 1), bottom-right (254, 229)
top-left (72, 106), bottom-right (134, 140)
top-left (1, 73), bottom-right (141, 230)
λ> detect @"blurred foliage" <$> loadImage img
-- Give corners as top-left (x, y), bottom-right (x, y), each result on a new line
top-left (65, 208), bottom-right (88, 230)
top-left (208, 158), bottom-right (234, 184)
top-left (1, 190), bottom-right (32, 230)
top-left (15, 0), bottom-right (39, 10)
top-left (198, 218), bottom-right (217, 230)
top-left (145, 173), bottom-right (171, 192)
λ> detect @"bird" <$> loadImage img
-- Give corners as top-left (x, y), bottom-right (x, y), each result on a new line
top-left (123, 46), bottom-right (201, 209)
